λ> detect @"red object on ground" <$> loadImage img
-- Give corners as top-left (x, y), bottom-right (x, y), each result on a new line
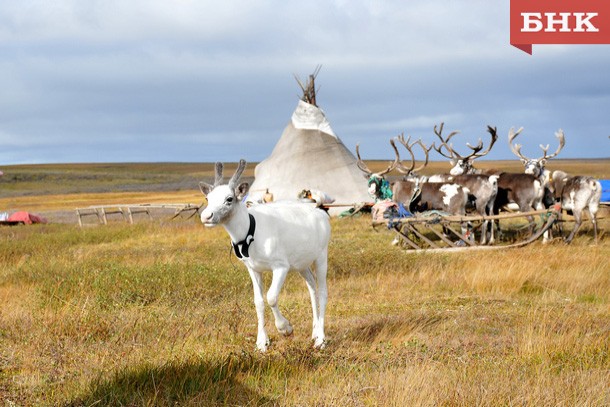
top-left (7, 211), bottom-right (48, 225)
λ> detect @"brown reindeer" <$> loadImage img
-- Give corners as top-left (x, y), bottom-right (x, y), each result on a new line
top-left (427, 124), bottom-right (500, 244)
top-left (387, 138), bottom-right (472, 240)
top-left (506, 127), bottom-right (566, 241)
top-left (356, 137), bottom-right (472, 241)
top-left (432, 123), bottom-right (551, 240)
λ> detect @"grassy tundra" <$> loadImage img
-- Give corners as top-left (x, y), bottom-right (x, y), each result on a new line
top-left (0, 161), bottom-right (609, 406)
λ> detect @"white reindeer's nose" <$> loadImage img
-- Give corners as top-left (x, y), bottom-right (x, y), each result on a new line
top-left (200, 211), bottom-right (214, 225)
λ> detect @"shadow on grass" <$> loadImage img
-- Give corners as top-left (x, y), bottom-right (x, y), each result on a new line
top-left (67, 353), bottom-right (273, 406)
top-left (345, 313), bottom-right (446, 343)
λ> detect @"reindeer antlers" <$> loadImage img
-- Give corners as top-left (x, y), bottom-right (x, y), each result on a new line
top-left (509, 127), bottom-right (565, 162)
top-left (432, 122), bottom-right (461, 160)
top-left (540, 129), bottom-right (566, 161)
top-left (393, 133), bottom-right (431, 175)
top-left (213, 162), bottom-right (224, 186)
top-left (476, 126), bottom-right (498, 158)
top-left (508, 127), bottom-right (527, 160)
top-left (355, 143), bottom-right (399, 178)
top-left (433, 122), bottom-right (497, 161)
top-left (228, 159), bottom-right (246, 190)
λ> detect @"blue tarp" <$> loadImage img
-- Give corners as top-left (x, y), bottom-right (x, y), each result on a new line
top-left (601, 179), bottom-right (610, 203)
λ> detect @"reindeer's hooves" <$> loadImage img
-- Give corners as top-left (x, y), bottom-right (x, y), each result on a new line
top-left (276, 321), bottom-right (293, 336)
top-left (313, 338), bottom-right (327, 350)
top-left (256, 336), bottom-right (271, 352)
top-left (257, 342), bottom-right (270, 352)
top-left (279, 328), bottom-right (293, 337)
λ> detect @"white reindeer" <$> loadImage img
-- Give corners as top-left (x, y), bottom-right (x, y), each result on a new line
top-left (199, 160), bottom-right (331, 352)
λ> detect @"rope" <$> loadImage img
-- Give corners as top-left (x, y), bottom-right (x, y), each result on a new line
top-left (379, 179), bottom-right (393, 201)
top-left (368, 176), bottom-right (393, 201)
top-left (386, 203), bottom-right (413, 229)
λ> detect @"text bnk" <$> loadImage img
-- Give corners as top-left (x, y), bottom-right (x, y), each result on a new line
top-left (521, 12), bottom-right (599, 32)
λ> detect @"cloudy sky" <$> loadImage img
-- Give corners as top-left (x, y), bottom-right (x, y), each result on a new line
top-left (1, 0), bottom-right (609, 165)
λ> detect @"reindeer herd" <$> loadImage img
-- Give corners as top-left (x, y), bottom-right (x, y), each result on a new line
top-left (357, 123), bottom-right (602, 245)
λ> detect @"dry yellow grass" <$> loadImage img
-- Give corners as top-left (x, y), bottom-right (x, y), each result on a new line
top-left (1, 215), bottom-right (608, 406)
top-left (0, 161), bottom-right (609, 405)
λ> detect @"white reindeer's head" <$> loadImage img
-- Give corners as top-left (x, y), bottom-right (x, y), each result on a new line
top-left (199, 160), bottom-right (250, 227)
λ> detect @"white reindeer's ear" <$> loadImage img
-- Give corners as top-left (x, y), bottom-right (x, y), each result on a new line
top-left (199, 181), bottom-right (214, 196)
top-left (236, 182), bottom-right (250, 200)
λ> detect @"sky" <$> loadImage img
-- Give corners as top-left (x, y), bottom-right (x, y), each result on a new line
top-left (0, 0), bottom-right (609, 165)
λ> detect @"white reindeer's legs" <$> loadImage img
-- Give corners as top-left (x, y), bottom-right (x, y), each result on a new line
top-left (247, 269), bottom-right (269, 352)
top-left (268, 268), bottom-right (293, 337)
top-left (313, 252), bottom-right (328, 349)
top-left (298, 267), bottom-right (319, 340)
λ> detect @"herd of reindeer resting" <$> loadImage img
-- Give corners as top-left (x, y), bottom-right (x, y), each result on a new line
top-left (355, 123), bottom-right (602, 245)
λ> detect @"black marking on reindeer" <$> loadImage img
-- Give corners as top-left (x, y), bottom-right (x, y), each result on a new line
top-left (232, 213), bottom-right (256, 259)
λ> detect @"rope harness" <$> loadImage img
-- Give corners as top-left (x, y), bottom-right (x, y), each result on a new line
top-left (369, 177), bottom-right (393, 201)
top-left (232, 213), bottom-right (256, 259)
top-left (410, 179), bottom-right (422, 208)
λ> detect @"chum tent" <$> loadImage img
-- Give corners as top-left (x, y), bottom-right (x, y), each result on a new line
top-left (249, 71), bottom-right (370, 214)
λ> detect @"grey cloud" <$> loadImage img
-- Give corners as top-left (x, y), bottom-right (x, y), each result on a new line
top-left (0, 1), bottom-right (608, 165)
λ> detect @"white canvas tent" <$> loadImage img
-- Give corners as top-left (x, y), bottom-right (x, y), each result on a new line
top-left (249, 98), bottom-right (371, 215)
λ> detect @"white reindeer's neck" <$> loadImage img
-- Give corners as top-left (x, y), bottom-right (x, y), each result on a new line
top-left (222, 203), bottom-right (251, 243)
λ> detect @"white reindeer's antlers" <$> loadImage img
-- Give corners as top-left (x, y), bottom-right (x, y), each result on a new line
top-left (199, 161), bottom-right (225, 195)
top-left (228, 159), bottom-right (247, 190)
top-left (214, 162), bottom-right (224, 186)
